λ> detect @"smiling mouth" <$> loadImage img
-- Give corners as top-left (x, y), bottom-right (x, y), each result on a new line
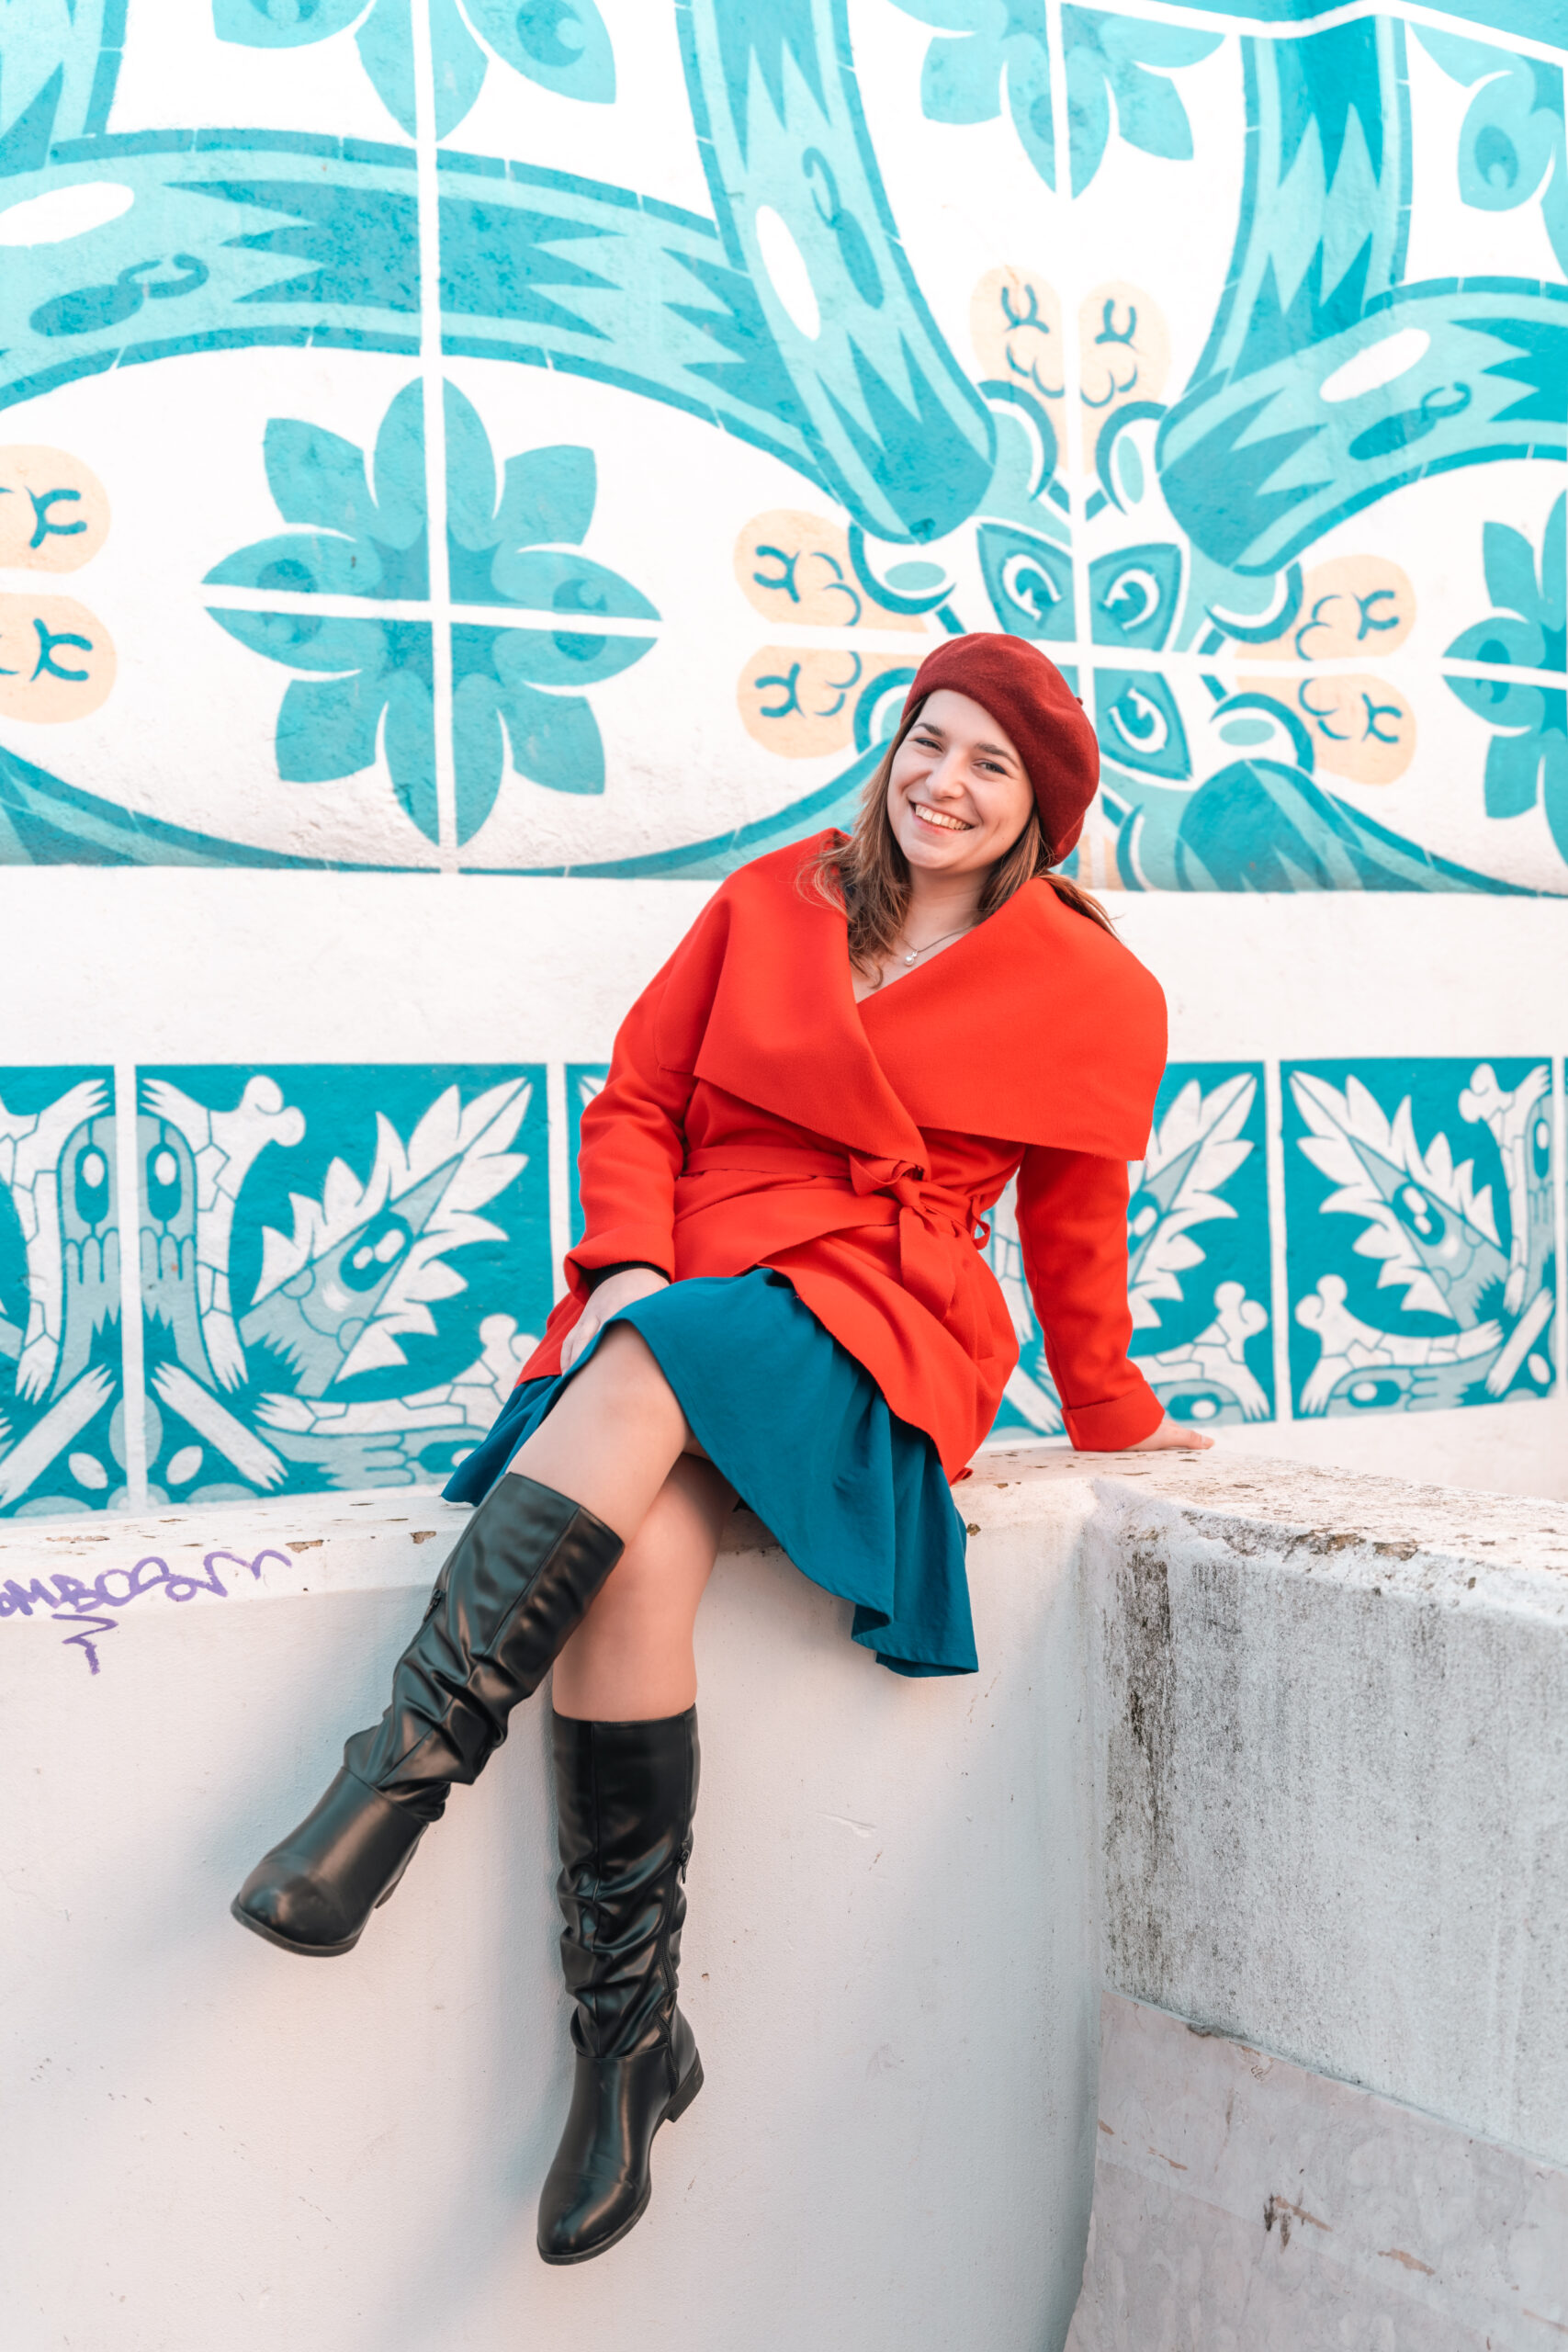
top-left (911, 801), bottom-right (974, 833)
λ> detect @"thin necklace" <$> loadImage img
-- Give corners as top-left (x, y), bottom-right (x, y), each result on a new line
top-left (896, 918), bottom-right (973, 967)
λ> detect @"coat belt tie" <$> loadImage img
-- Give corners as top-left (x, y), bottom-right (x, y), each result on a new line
top-left (682, 1144), bottom-right (982, 1319)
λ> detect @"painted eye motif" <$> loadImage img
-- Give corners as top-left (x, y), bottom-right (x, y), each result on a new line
top-left (344, 1216), bottom-right (410, 1290)
top-left (145, 1138), bottom-right (183, 1223)
top-left (1101, 566), bottom-right (1160, 633)
top-left (1393, 1182), bottom-right (1444, 1245)
top-left (999, 550), bottom-right (1062, 623)
top-left (1344, 1375), bottom-right (1407, 1409)
top-left (1126, 1187), bottom-right (1160, 1239)
top-left (1532, 1118), bottom-right (1552, 1180)
top-left (72, 1144), bottom-right (111, 1226)
top-left (1110, 684), bottom-right (1168, 754)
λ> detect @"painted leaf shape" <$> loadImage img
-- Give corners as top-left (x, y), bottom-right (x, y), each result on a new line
top-left (1128, 1073), bottom-right (1253, 1327)
top-left (463, 0), bottom-right (615, 103)
top-left (262, 419), bottom-right (381, 538)
top-left (1292, 1072), bottom-right (1507, 1325)
top-left (213, 0), bottom-right (366, 49)
top-left (494, 445), bottom-right (597, 552)
top-left (356, 0), bottom-right (488, 136)
top-left (490, 548), bottom-right (660, 621)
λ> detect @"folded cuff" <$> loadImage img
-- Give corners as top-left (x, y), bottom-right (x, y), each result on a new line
top-left (565, 1227), bottom-right (675, 1292)
top-left (1062, 1375), bottom-right (1164, 1453)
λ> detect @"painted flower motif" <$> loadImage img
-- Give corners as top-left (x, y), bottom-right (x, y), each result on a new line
top-left (1444, 496), bottom-right (1567, 858)
top-left (1417, 30), bottom-right (1568, 278)
top-left (892, 2), bottom-right (1218, 195)
top-left (213, 0), bottom-right (615, 141)
top-left (207, 379), bottom-right (658, 845)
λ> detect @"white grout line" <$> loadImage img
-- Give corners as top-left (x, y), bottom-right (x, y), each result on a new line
top-left (1121, 0), bottom-right (1568, 72)
top-left (1555, 1054), bottom-right (1566, 1401)
top-left (546, 1059), bottom-right (570, 1304)
top-left (1263, 1057), bottom-right (1295, 1428)
top-left (1043, 0), bottom-right (1100, 874)
top-left (410, 0), bottom-right (460, 875)
top-left (186, 582), bottom-right (1568, 693)
top-left (112, 1061), bottom-right (149, 1510)
top-left (199, 583), bottom-right (664, 638)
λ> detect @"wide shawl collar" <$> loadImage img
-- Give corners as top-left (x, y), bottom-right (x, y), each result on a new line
top-left (680, 833), bottom-right (1167, 1172)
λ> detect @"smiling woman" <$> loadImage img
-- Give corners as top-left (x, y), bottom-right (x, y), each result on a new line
top-left (231, 629), bottom-right (1201, 2270)
top-left (810, 633), bottom-right (1117, 997)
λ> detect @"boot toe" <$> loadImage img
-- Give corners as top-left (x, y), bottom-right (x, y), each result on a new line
top-left (536, 2161), bottom-right (648, 2265)
top-left (232, 1858), bottom-right (357, 1954)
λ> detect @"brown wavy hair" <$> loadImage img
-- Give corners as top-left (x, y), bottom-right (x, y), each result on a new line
top-left (804, 695), bottom-right (1115, 983)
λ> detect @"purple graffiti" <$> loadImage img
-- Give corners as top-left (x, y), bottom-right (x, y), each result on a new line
top-left (0, 1547), bottom-right (293, 1674)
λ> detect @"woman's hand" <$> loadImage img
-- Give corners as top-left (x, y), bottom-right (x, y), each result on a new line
top-left (1126, 1411), bottom-right (1214, 1453)
top-left (559, 1265), bottom-right (671, 1374)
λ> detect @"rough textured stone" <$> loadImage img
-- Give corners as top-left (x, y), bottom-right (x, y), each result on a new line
top-left (1067, 1992), bottom-right (1568, 2350)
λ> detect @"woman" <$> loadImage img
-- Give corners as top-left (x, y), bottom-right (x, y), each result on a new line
top-left (232, 630), bottom-right (1210, 2265)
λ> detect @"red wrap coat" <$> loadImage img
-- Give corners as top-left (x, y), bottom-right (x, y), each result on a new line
top-left (522, 833), bottom-right (1168, 1476)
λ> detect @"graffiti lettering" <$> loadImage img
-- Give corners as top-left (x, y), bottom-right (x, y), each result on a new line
top-left (0, 1546), bottom-right (292, 1674)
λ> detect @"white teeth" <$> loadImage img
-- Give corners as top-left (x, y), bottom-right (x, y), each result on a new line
top-left (913, 802), bottom-right (971, 831)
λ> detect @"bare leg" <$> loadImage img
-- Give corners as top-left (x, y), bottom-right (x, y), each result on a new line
top-left (506, 1322), bottom-right (694, 1539)
top-left (552, 1455), bottom-right (733, 1719)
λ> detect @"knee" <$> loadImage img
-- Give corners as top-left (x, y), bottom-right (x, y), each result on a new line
top-left (591, 1471), bottom-right (723, 1613)
top-left (582, 1323), bottom-right (685, 1430)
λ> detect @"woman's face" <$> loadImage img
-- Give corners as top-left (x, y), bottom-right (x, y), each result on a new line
top-left (885, 688), bottom-right (1035, 877)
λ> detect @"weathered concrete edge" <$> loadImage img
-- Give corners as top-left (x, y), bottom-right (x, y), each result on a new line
top-left (6, 1446), bottom-right (1568, 1615)
top-left (1066, 1989), bottom-right (1568, 2349)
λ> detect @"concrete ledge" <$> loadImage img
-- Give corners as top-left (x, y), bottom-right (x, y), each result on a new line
top-left (1069, 1992), bottom-right (1568, 2350)
top-left (3, 1450), bottom-right (1565, 2348)
top-left (1066, 1450), bottom-right (1568, 2166)
top-left (0, 1470), bottom-right (1100, 2352)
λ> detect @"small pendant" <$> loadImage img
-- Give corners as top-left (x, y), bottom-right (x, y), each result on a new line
top-left (904, 952), bottom-right (918, 965)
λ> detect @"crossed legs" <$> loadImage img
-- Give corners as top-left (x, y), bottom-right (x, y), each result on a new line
top-left (505, 1322), bottom-right (735, 1719)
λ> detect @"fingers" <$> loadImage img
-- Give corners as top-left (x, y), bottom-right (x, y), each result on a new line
top-left (560, 1312), bottom-right (597, 1374)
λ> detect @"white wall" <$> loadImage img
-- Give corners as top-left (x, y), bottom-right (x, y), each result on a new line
top-left (0, 1476), bottom-right (1100, 2352)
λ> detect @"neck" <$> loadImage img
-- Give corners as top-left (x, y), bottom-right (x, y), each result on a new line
top-left (903, 865), bottom-right (987, 941)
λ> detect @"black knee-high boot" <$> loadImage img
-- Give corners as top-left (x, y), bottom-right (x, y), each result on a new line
top-left (231, 1473), bottom-right (624, 1959)
top-left (536, 1707), bottom-right (703, 2265)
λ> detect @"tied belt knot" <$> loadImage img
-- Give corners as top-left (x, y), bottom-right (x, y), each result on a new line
top-left (847, 1151), bottom-right (985, 1319)
top-left (682, 1144), bottom-right (985, 1320)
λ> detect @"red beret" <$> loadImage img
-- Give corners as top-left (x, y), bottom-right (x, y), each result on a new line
top-left (901, 632), bottom-right (1099, 865)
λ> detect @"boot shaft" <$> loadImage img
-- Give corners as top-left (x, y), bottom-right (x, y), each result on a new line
top-left (551, 1708), bottom-right (700, 2062)
top-left (348, 1473), bottom-right (625, 1816)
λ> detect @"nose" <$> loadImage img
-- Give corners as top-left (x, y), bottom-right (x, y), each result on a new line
top-left (920, 748), bottom-right (967, 799)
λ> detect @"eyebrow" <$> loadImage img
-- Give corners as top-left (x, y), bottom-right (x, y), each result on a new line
top-left (915, 722), bottom-right (1018, 763)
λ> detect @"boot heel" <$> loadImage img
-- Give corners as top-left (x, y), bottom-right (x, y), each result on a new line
top-left (666, 2052), bottom-right (704, 2123)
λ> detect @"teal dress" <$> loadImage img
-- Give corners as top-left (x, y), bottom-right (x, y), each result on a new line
top-left (443, 1269), bottom-right (976, 1679)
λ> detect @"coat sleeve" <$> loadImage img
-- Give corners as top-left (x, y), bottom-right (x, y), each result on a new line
top-left (1014, 1146), bottom-right (1164, 1451)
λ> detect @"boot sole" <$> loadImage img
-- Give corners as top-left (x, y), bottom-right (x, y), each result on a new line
top-left (229, 1898), bottom-right (367, 1958)
top-left (229, 1839), bottom-right (419, 1959)
top-left (536, 2054), bottom-right (705, 2267)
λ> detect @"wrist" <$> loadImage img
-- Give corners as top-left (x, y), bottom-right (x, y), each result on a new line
top-left (583, 1260), bottom-right (668, 1294)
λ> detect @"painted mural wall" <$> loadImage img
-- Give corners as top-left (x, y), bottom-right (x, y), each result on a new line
top-left (0, 0), bottom-right (1564, 1521)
